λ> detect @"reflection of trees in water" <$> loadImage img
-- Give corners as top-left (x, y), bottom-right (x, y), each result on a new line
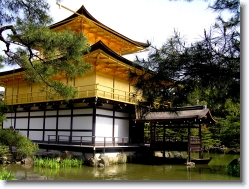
top-left (186, 165), bottom-right (212, 180)
top-left (33, 166), bottom-right (60, 180)
top-left (34, 164), bottom-right (129, 180)
top-left (0, 159), bottom-right (240, 180)
top-left (1, 164), bottom-right (43, 180)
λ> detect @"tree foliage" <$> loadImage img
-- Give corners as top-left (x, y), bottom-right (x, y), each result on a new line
top-left (131, 0), bottom-right (240, 148)
top-left (0, 128), bottom-right (39, 158)
top-left (0, 0), bottom-right (91, 100)
top-left (0, 100), bottom-right (9, 123)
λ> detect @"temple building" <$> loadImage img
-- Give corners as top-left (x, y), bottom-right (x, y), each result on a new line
top-left (0, 5), bottom-right (216, 163)
top-left (0, 5), bottom-right (149, 153)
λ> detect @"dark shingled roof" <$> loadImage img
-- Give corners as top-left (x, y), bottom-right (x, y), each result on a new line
top-left (135, 106), bottom-right (217, 124)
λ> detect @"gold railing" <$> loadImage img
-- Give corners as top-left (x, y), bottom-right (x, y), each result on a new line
top-left (4, 83), bottom-right (140, 105)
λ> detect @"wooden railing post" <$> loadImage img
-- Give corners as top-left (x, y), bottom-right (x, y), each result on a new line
top-left (103, 137), bottom-right (106, 154)
top-left (69, 136), bottom-right (71, 144)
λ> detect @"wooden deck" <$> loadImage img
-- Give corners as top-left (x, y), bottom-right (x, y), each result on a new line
top-left (34, 135), bottom-right (140, 154)
top-left (33, 135), bottom-right (201, 155)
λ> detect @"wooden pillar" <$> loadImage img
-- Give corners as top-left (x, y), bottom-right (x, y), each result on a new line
top-left (92, 105), bottom-right (96, 145)
top-left (93, 147), bottom-right (96, 157)
top-left (150, 123), bottom-right (152, 144)
top-left (112, 106), bottom-right (115, 145)
top-left (187, 123), bottom-right (191, 162)
top-left (163, 124), bottom-right (166, 158)
top-left (70, 103), bottom-right (73, 144)
top-left (153, 123), bottom-right (156, 142)
top-left (199, 123), bottom-right (203, 159)
top-left (150, 123), bottom-right (154, 159)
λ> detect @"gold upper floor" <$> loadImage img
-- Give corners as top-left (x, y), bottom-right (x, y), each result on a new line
top-left (0, 42), bottom-right (144, 106)
top-left (0, 5), bottom-right (148, 106)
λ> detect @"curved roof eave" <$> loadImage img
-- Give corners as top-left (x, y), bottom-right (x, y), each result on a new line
top-left (49, 5), bottom-right (150, 49)
top-left (89, 40), bottom-right (144, 70)
top-left (0, 68), bottom-right (24, 76)
top-left (0, 41), bottom-right (144, 77)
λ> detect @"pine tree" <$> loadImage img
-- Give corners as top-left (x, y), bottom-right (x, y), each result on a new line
top-left (0, 0), bottom-right (91, 100)
top-left (129, 0), bottom-right (240, 108)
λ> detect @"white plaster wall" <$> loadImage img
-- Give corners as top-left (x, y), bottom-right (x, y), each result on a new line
top-left (72, 132), bottom-right (92, 142)
top-left (114, 119), bottom-right (129, 142)
top-left (72, 131), bottom-right (92, 136)
top-left (29, 131), bottom-right (43, 140)
top-left (74, 108), bottom-right (93, 114)
top-left (57, 131), bottom-right (71, 142)
top-left (57, 131), bottom-right (70, 136)
top-left (73, 116), bottom-right (92, 130)
top-left (45, 117), bottom-right (57, 129)
top-left (16, 112), bottom-right (29, 117)
top-left (18, 130), bottom-right (27, 137)
top-left (30, 111), bottom-right (44, 116)
top-left (2, 119), bottom-right (13, 128)
top-left (58, 117), bottom-right (71, 129)
top-left (115, 112), bottom-right (129, 117)
top-left (15, 118), bottom-right (28, 129)
top-left (44, 131), bottom-right (56, 141)
top-left (59, 109), bottom-right (71, 115)
top-left (96, 109), bottom-right (113, 116)
top-left (46, 110), bottom-right (57, 116)
top-left (95, 116), bottom-right (113, 142)
top-left (4, 113), bottom-right (13, 117)
top-left (29, 118), bottom-right (43, 129)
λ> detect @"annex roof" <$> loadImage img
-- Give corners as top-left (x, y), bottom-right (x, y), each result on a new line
top-left (135, 106), bottom-right (217, 124)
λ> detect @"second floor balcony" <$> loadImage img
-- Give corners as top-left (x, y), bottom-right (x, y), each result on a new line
top-left (3, 83), bottom-right (141, 106)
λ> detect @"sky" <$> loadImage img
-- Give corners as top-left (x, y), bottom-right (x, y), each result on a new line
top-left (49, 0), bottom-right (219, 60)
top-left (0, 0), bottom-right (220, 73)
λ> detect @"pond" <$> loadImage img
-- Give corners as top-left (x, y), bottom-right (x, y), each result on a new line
top-left (0, 153), bottom-right (240, 181)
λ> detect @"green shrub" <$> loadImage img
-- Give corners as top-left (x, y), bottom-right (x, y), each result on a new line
top-left (34, 157), bottom-right (60, 169)
top-left (0, 143), bottom-right (11, 157)
top-left (227, 164), bottom-right (240, 177)
top-left (34, 157), bottom-right (82, 169)
top-left (0, 170), bottom-right (16, 180)
top-left (0, 128), bottom-right (39, 158)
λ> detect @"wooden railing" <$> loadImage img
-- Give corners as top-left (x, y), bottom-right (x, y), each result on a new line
top-left (144, 135), bottom-right (200, 144)
top-left (47, 135), bottom-right (130, 147)
top-left (4, 83), bottom-right (140, 105)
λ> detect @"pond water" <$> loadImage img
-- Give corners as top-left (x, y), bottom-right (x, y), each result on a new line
top-left (0, 153), bottom-right (240, 181)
